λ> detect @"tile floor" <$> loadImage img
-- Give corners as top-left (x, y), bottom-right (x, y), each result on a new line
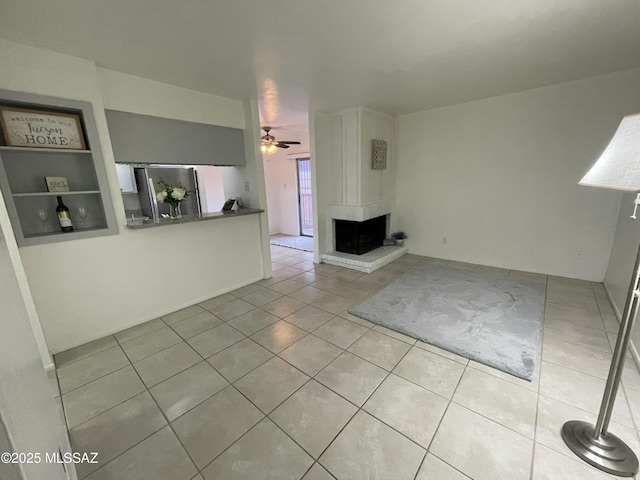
top-left (48, 245), bottom-right (640, 480)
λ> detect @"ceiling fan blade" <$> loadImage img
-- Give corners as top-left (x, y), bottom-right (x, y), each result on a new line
top-left (278, 141), bottom-right (301, 145)
top-left (276, 143), bottom-right (291, 149)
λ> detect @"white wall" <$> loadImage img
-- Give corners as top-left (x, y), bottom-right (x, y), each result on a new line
top-left (221, 99), bottom-right (272, 278)
top-left (360, 110), bottom-right (396, 205)
top-left (604, 192), bottom-right (640, 354)
top-left (311, 112), bottom-right (333, 261)
top-left (263, 150), bottom-right (300, 236)
top-left (0, 194), bottom-right (74, 480)
top-left (0, 39), bottom-right (267, 353)
top-left (22, 217), bottom-right (264, 352)
top-left (263, 153), bottom-right (282, 234)
top-left (394, 68), bottom-right (640, 281)
top-left (96, 69), bottom-right (244, 129)
top-left (325, 108), bottom-right (396, 208)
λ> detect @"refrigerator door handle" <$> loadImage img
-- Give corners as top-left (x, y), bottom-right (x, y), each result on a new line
top-left (147, 177), bottom-right (159, 220)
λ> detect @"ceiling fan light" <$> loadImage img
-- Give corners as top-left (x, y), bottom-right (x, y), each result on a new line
top-left (267, 144), bottom-right (278, 154)
top-left (261, 144), bottom-right (268, 154)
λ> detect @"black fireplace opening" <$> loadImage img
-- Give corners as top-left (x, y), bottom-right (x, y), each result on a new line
top-left (335, 215), bottom-right (386, 255)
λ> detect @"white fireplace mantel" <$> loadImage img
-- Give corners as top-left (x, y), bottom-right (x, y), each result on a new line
top-left (329, 199), bottom-right (395, 222)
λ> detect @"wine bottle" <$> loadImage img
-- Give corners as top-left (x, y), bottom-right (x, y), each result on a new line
top-left (56, 196), bottom-right (73, 232)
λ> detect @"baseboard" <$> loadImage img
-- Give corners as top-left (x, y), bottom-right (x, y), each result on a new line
top-left (603, 282), bottom-right (640, 371)
top-left (50, 275), bottom-right (265, 356)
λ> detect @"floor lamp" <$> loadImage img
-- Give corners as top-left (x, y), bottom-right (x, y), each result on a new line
top-left (561, 113), bottom-right (640, 477)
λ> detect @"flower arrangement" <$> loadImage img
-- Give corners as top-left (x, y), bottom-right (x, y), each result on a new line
top-left (156, 179), bottom-right (190, 218)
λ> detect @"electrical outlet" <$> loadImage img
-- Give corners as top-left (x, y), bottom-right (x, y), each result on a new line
top-left (244, 181), bottom-right (250, 191)
top-left (442, 237), bottom-right (448, 245)
top-left (575, 252), bottom-right (583, 260)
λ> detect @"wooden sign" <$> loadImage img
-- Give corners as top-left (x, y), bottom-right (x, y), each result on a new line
top-left (0, 107), bottom-right (86, 149)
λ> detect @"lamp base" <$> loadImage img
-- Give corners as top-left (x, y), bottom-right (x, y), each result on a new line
top-left (561, 420), bottom-right (639, 477)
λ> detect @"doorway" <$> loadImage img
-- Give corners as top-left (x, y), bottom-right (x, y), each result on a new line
top-left (296, 157), bottom-right (313, 237)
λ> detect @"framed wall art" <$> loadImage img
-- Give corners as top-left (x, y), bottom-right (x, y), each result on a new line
top-left (372, 139), bottom-right (387, 170)
top-left (0, 107), bottom-right (86, 149)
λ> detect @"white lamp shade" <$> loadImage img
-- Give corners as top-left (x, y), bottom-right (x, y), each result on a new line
top-left (579, 113), bottom-right (640, 191)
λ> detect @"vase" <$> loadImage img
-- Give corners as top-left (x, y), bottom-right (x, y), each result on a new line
top-left (395, 239), bottom-right (404, 246)
top-left (169, 203), bottom-right (182, 219)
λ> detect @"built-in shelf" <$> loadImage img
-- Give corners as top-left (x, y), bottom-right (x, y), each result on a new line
top-left (0, 89), bottom-right (118, 246)
top-left (0, 146), bottom-right (92, 155)
top-left (24, 226), bottom-right (107, 239)
top-left (13, 190), bottom-right (100, 197)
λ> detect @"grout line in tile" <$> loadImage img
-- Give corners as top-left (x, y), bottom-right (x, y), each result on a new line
top-left (425, 361), bottom-right (468, 451)
top-left (223, 329), bottom-right (422, 470)
top-left (65, 256), bottom-right (619, 480)
top-left (53, 335), bottom-right (124, 370)
top-left (540, 354), bottom-right (611, 381)
top-left (529, 279), bottom-right (549, 479)
top-left (62, 263), bottom-right (363, 476)
top-left (81, 396), bottom-right (169, 479)
top-left (205, 338), bottom-right (274, 379)
top-left (59, 362), bottom-right (132, 398)
top-left (534, 388), bottom-right (636, 433)
top-left (410, 451), bottom-right (429, 480)
top-left (116, 320), bottom-right (168, 344)
top-left (73, 425), bottom-right (167, 479)
top-left (619, 383), bottom-right (640, 432)
top-left (196, 382), bottom-right (303, 473)
top-left (423, 452), bottom-right (474, 480)
top-left (447, 394), bottom-right (538, 441)
top-left (125, 353), bottom-right (203, 477)
top-left (300, 343), bottom-right (437, 472)
top-left (540, 358), bottom-right (622, 385)
top-left (117, 336), bottom-right (183, 365)
top-left (116, 320), bottom-right (249, 473)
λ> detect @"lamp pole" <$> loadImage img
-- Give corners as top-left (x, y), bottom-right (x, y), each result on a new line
top-left (561, 242), bottom-right (640, 476)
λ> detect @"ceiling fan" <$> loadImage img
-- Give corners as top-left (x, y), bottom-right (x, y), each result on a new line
top-left (260, 126), bottom-right (300, 154)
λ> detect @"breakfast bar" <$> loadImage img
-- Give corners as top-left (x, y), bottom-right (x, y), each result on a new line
top-left (125, 208), bottom-right (264, 229)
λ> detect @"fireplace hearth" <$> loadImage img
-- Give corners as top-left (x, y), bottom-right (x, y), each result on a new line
top-left (334, 215), bottom-right (386, 255)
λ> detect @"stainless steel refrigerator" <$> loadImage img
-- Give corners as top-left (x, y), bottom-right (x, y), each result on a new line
top-left (134, 166), bottom-right (201, 219)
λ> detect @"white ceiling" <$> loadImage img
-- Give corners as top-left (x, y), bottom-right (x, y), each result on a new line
top-left (1, 0), bottom-right (639, 134)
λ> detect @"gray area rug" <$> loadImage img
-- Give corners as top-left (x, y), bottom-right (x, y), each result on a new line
top-left (349, 264), bottom-right (545, 380)
top-left (270, 235), bottom-right (314, 252)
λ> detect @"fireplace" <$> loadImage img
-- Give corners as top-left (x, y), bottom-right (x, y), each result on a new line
top-left (335, 215), bottom-right (386, 255)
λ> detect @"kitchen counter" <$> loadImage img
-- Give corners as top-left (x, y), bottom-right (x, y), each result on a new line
top-left (125, 208), bottom-right (264, 229)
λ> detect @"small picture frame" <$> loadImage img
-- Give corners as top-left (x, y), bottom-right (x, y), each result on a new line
top-left (45, 176), bottom-right (70, 192)
top-left (0, 106), bottom-right (86, 150)
top-left (221, 198), bottom-right (236, 211)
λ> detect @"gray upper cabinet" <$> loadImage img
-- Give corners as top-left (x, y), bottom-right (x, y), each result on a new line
top-left (105, 110), bottom-right (246, 166)
top-left (0, 90), bottom-right (118, 246)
